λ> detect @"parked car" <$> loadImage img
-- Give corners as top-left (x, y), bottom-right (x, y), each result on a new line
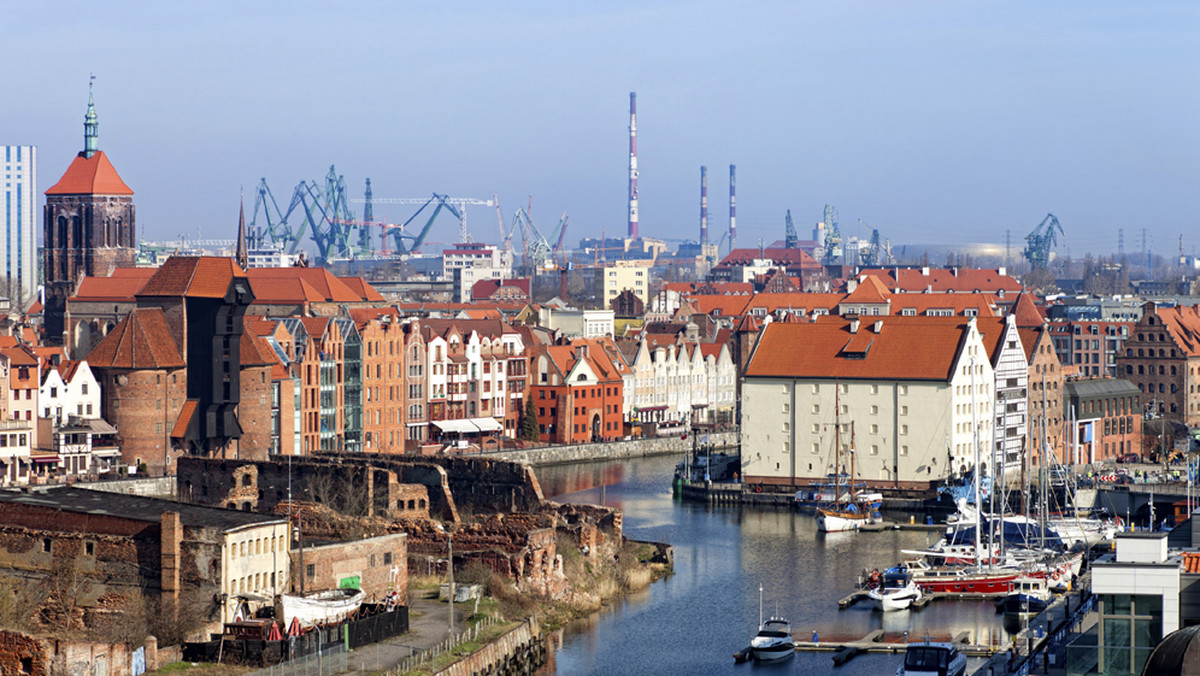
top-left (1116, 453), bottom-right (1141, 464)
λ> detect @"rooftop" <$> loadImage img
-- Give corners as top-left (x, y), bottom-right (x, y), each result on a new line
top-left (0, 486), bottom-right (283, 531)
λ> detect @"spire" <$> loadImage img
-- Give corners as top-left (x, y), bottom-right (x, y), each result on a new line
top-left (84, 76), bottom-right (99, 159)
top-left (235, 196), bottom-right (249, 270)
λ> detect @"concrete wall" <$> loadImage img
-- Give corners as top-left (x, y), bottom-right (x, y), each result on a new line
top-left (435, 616), bottom-right (543, 676)
top-left (485, 431), bottom-right (738, 467)
top-left (77, 476), bottom-right (177, 498)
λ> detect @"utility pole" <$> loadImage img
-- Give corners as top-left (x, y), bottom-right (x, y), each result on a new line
top-left (447, 531), bottom-right (455, 637)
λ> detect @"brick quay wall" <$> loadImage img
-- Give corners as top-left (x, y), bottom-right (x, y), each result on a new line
top-left (483, 430), bottom-right (739, 467)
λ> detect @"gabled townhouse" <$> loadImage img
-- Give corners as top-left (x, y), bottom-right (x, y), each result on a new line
top-left (1114, 302), bottom-right (1200, 425)
top-left (401, 318), bottom-right (429, 448)
top-left (244, 316), bottom-right (299, 455)
top-left (36, 360), bottom-right (118, 478)
top-left (531, 339), bottom-right (627, 444)
top-left (741, 315), bottom-right (995, 489)
top-left (979, 315), bottom-right (1029, 477)
top-left (350, 307), bottom-right (407, 453)
top-left (625, 333), bottom-right (737, 429)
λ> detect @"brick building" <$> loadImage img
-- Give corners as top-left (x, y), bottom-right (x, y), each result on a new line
top-left (1115, 302), bottom-right (1200, 425)
top-left (292, 533), bottom-right (407, 603)
top-left (0, 486), bottom-right (288, 636)
top-left (351, 308), bottom-right (407, 453)
top-left (1062, 380), bottom-right (1142, 464)
top-left (531, 340), bottom-right (626, 444)
top-left (43, 86), bottom-right (137, 345)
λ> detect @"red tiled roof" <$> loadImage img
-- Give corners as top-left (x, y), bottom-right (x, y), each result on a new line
top-left (246, 268), bottom-right (364, 303)
top-left (45, 151), bottom-right (133, 195)
top-left (0, 344), bottom-right (38, 367)
top-left (138, 256), bottom-right (247, 298)
top-left (71, 268), bottom-right (157, 302)
top-left (687, 295), bottom-right (752, 316)
top-left (1011, 292), bottom-right (1047, 327)
top-left (1018, 327), bottom-right (1045, 362)
top-left (240, 331), bottom-right (276, 367)
top-left (347, 307), bottom-right (402, 330)
top-left (171, 400), bottom-right (198, 439)
top-left (87, 308), bottom-right (185, 369)
top-left (888, 294), bottom-right (998, 317)
top-left (248, 277), bottom-right (325, 304)
top-left (745, 293), bottom-right (843, 315)
top-left (1184, 552), bottom-right (1200, 574)
top-left (858, 267), bottom-right (1023, 294)
top-left (338, 277), bottom-right (386, 302)
top-left (25, 300), bottom-right (42, 315)
top-left (1152, 305), bottom-right (1200, 357)
top-left (243, 315), bottom-right (280, 337)
top-left (716, 247), bottom-right (821, 269)
top-left (844, 275), bottom-right (892, 305)
top-left (745, 315), bottom-right (972, 381)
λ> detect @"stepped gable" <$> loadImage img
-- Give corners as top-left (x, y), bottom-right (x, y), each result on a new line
top-left (45, 151), bottom-right (133, 195)
top-left (137, 256), bottom-right (246, 298)
top-left (1154, 305), bottom-right (1200, 356)
top-left (1011, 292), bottom-right (1047, 327)
top-left (1017, 326), bottom-right (1047, 362)
top-left (746, 315), bottom-right (972, 381)
top-left (87, 307), bottom-right (185, 369)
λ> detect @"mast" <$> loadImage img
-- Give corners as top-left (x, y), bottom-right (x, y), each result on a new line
top-left (834, 382), bottom-right (841, 502)
top-left (971, 357), bottom-right (981, 571)
top-left (849, 421), bottom-right (856, 504)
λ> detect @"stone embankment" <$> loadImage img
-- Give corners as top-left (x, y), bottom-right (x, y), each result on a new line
top-left (485, 430), bottom-right (739, 467)
top-left (432, 616), bottom-right (545, 676)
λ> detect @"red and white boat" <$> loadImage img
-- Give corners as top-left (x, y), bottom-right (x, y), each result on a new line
top-left (905, 559), bottom-right (1019, 595)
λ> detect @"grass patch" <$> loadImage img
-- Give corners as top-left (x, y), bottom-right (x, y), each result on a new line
top-left (147, 664), bottom-right (249, 676)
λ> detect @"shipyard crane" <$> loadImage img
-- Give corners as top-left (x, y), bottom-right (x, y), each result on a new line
top-left (784, 210), bottom-right (799, 249)
top-left (858, 218), bottom-right (892, 266)
top-left (821, 204), bottom-right (843, 265)
top-left (249, 178), bottom-right (298, 252)
top-left (513, 207), bottom-right (554, 272)
top-left (1023, 213), bottom-right (1064, 269)
top-left (357, 196), bottom-right (495, 243)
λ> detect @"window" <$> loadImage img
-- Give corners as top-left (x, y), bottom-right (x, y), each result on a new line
top-left (42, 538), bottom-right (51, 553)
top-left (306, 564), bottom-right (315, 578)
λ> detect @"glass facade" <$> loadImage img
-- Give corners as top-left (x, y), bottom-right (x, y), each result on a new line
top-left (1065, 594), bottom-right (1160, 676)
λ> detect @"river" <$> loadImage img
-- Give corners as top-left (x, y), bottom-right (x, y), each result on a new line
top-left (534, 454), bottom-right (1009, 675)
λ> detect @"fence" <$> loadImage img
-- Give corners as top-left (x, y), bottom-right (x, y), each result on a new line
top-left (389, 614), bottom-right (504, 674)
top-left (246, 644), bottom-right (347, 676)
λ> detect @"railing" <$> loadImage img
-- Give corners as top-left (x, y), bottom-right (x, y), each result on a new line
top-left (388, 614), bottom-right (503, 674)
top-left (245, 644), bottom-right (346, 676)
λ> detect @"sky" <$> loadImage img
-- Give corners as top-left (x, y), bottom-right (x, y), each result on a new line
top-left (4, 1), bottom-right (1199, 259)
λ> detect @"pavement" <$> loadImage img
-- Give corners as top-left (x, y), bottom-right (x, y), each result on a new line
top-left (341, 595), bottom-right (468, 674)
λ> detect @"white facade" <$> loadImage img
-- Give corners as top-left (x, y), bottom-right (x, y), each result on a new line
top-left (990, 316), bottom-right (1028, 477)
top-left (443, 244), bottom-right (514, 302)
top-left (39, 361), bottom-right (101, 425)
top-left (597, 261), bottom-right (652, 309)
top-left (627, 340), bottom-right (737, 426)
top-left (741, 322), bottom-right (995, 486)
top-left (2, 146), bottom-right (36, 309)
top-left (539, 307), bottom-right (615, 338)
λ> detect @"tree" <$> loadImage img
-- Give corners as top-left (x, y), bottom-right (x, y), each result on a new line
top-left (519, 397), bottom-right (540, 441)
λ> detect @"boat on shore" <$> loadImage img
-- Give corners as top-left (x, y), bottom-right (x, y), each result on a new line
top-left (281, 588), bottom-right (365, 628)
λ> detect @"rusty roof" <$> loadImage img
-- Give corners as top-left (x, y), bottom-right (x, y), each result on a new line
top-left (87, 308), bottom-right (185, 369)
top-left (45, 151), bottom-right (133, 196)
top-left (745, 315), bottom-right (972, 381)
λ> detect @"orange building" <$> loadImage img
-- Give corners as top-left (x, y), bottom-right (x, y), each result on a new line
top-left (351, 308), bottom-right (407, 453)
top-left (531, 339), bottom-right (626, 444)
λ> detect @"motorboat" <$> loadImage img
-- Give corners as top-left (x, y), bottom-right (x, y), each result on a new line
top-left (1001, 577), bottom-right (1051, 618)
top-left (867, 566), bottom-right (923, 611)
top-left (896, 640), bottom-right (967, 676)
top-left (747, 584), bottom-right (793, 661)
top-left (281, 588), bottom-right (365, 628)
top-left (749, 618), bottom-right (794, 661)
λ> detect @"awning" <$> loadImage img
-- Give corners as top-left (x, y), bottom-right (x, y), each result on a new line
top-left (638, 406), bottom-right (668, 412)
top-left (471, 417), bottom-right (503, 432)
top-left (433, 418), bottom-right (503, 434)
top-left (31, 454), bottom-right (59, 464)
top-left (91, 447), bottom-right (121, 457)
top-left (433, 419), bottom-right (477, 434)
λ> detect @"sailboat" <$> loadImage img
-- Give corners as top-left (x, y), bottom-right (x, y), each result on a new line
top-left (816, 390), bottom-right (870, 533)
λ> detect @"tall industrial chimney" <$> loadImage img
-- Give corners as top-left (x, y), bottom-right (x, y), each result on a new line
top-left (729, 164), bottom-right (736, 252)
top-left (627, 92), bottom-right (639, 240)
top-left (700, 166), bottom-right (708, 246)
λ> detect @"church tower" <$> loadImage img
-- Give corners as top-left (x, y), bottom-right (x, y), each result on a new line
top-left (44, 81), bottom-right (137, 345)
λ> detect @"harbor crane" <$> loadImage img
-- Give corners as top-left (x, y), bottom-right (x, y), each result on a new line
top-left (357, 196), bottom-right (495, 243)
top-left (821, 204), bottom-right (843, 265)
top-left (857, 218), bottom-right (893, 266)
top-left (1023, 213), bottom-right (1064, 269)
top-left (784, 210), bottom-right (799, 249)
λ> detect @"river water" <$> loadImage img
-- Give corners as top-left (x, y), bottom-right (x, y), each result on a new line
top-left (535, 454), bottom-right (1008, 675)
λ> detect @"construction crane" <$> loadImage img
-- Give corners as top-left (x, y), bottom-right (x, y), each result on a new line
top-left (248, 178), bottom-right (294, 252)
top-left (1023, 213), bottom-right (1064, 269)
top-left (357, 196), bottom-right (495, 243)
top-left (821, 204), bottom-right (843, 265)
top-left (551, 213), bottom-right (569, 256)
top-left (784, 210), bottom-right (798, 249)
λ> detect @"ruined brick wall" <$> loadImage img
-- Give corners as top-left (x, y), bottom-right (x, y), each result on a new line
top-left (0, 631), bottom-right (49, 676)
top-left (291, 533), bottom-right (407, 604)
top-left (98, 367), bottom-right (187, 475)
top-left (391, 484), bottom-right (429, 519)
top-left (237, 365), bottom-right (273, 461)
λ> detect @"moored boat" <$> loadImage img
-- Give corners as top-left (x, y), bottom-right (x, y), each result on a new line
top-left (905, 559), bottom-right (1019, 595)
top-left (1001, 577), bottom-right (1051, 618)
top-left (867, 566), bottom-right (923, 611)
top-left (896, 640), bottom-right (967, 676)
top-left (750, 618), bottom-right (794, 661)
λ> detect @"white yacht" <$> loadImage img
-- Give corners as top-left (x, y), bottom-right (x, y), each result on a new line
top-left (749, 618), bottom-right (794, 661)
top-left (896, 640), bottom-right (967, 676)
top-left (867, 566), bottom-right (924, 611)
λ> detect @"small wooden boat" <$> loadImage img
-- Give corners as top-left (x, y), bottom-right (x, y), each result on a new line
top-left (281, 588), bottom-right (365, 628)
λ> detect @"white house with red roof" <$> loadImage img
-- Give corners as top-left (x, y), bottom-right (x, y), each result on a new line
top-left (741, 315), bottom-right (995, 490)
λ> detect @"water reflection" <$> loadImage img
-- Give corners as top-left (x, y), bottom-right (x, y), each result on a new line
top-left (535, 456), bottom-right (1008, 675)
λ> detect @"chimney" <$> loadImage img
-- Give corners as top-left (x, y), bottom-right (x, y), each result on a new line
top-left (729, 164), bottom-right (736, 251)
top-left (161, 511), bottom-right (182, 598)
top-left (921, 266), bottom-right (930, 276)
top-left (873, 321), bottom-right (883, 334)
top-left (700, 166), bottom-right (709, 246)
top-left (850, 319), bottom-right (860, 334)
top-left (998, 266), bottom-right (1007, 276)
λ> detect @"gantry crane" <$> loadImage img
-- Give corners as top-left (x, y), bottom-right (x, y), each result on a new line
top-left (821, 204), bottom-right (842, 265)
top-left (358, 195), bottom-right (495, 243)
top-left (1023, 213), bottom-right (1064, 269)
top-left (784, 210), bottom-right (798, 249)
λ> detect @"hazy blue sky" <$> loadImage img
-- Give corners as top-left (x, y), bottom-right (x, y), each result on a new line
top-left (4, 1), bottom-right (1198, 258)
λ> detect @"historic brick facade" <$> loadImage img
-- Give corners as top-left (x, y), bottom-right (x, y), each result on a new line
top-left (292, 533), bottom-right (407, 603)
